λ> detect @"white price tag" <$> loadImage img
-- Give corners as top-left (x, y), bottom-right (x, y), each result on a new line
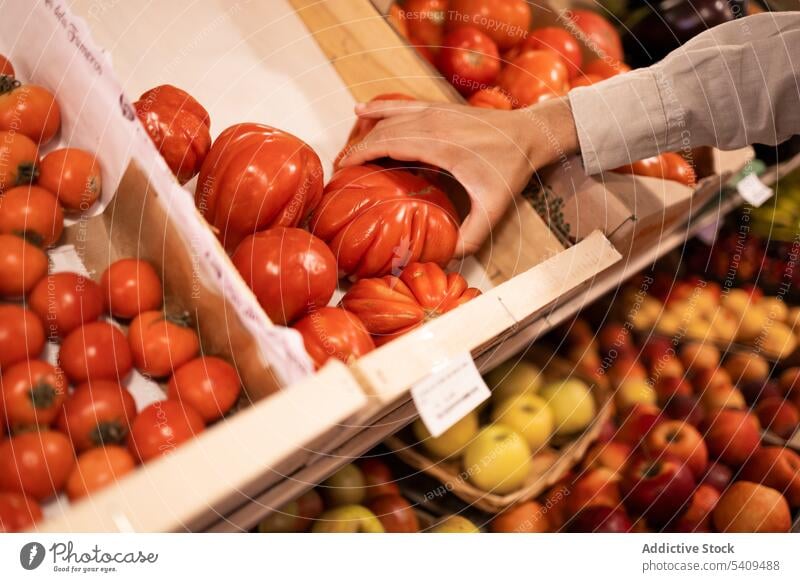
top-left (696, 218), bottom-right (720, 245)
top-left (411, 352), bottom-right (490, 438)
top-left (737, 173), bottom-right (774, 207)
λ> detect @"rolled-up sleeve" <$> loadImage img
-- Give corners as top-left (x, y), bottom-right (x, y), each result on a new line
top-left (569, 12), bottom-right (800, 175)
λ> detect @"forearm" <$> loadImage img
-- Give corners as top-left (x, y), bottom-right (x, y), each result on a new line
top-left (569, 12), bottom-right (800, 174)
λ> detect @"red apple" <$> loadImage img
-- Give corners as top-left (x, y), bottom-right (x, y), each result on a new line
top-left (700, 462), bottom-right (734, 493)
top-left (644, 420), bottom-right (708, 478)
top-left (680, 342), bottom-right (721, 374)
top-left (366, 494), bottom-right (419, 533)
top-left (583, 441), bottom-right (632, 477)
top-left (296, 489), bottom-right (324, 529)
top-left (713, 481), bottom-right (791, 532)
top-left (621, 454), bottom-right (696, 529)
top-left (608, 356), bottom-right (648, 388)
top-left (566, 505), bottom-right (632, 533)
top-left (778, 367), bottom-right (800, 396)
top-left (703, 409), bottom-right (762, 467)
top-left (653, 376), bottom-right (693, 404)
top-left (596, 419), bottom-right (618, 444)
top-left (541, 482), bottom-right (571, 530)
top-left (739, 379), bottom-right (782, 406)
top-left (664, 394), bottom-right (704, 427)
top-left (642, 337), bottom-right (674, 366)
top-left (756, 397), bottom-right (799, 440)
top-left (699, 383), bottom-right (746, 414)
top-left (670, 484), bottom-right (720, 532)
top-left (491, 501), bottom-right (550, 533)
top-left (657, 357), bottom-right (685, 379)
top-left (358, 458), bottom-right (400, 500)
top-left (740, 446), bottom-right (800, 507)
top-left (615, 404), bottom-right (662, 445)
top-left (565, 468), bottom-right (621, 515)
top-left (693, 367), bottom-right (733, 391)
top-left (598, 323), bottom-right (634, 356)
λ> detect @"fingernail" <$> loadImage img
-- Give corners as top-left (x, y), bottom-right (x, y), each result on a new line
top-left (355, 103), bottom-right (366, 112)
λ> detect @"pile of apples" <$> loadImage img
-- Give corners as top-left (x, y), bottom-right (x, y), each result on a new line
top-left (409, 361), bottom-right (596, 495)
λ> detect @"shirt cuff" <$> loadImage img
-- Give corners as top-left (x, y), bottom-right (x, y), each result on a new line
top-left (568, 68), bottom-right (669, 175)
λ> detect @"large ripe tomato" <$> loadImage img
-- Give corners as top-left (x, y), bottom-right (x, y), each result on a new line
top-left (567, 9), bottom-right (623, 62)
top-left (128, 400), bottom-right (205, 463)
top-left (65, 446), bottom-right (136, 500)
top-left (166, 356), bottom-right (241, 422)
top-left (0, 185), bottom-right (64, 247)
top-left (517, 27), bottom-right (583, 80)
top-left (447, 0), bottom-right (530, 51)
top-left (134, 85), bottom-right (211, 185)
top-left (292, 306), bottom-right (375, 368)
top-left (342, 261), bottom-right (480, 345)
top-left (0, 304), bottom-right (44, 370)
top-left (497, 50), bottom-right (569, 108)
top-left (582, 58), bottom-right (630, 80)
top-left (57, 380), bottom-right (137, 451)
top-left (0, 234), bottom-right (48, 298)
top-left (128, 311), bottom-right (199, 378)
top-left (405, 0), bottom-right (448, 49)
top-left (0, 78), bottom-right (61, 144)
top-left (0, 430), bottom-right (75, 500)
top-left (613, 152), bottom-right (696, 187)
top-left (37, 148), bottom-right (102, 212)
top-left (101, 258), bottom-right (163, 319)
top-left (29, 272), bottom-right (104, 338)
top-left (0, 359), bottom-right (67, 429)
top-left (231, 227), bottom-right (337, 325)
top-left (467, 86), bottom-right (512, 109)
top-left (0, 492), bottom-right (42, 533)
top-left (59, 321), bottom-right (133, 383)
top-left (310, 165), bottom-right (459, 280)
top-left (196, 123), bottom-right (324, 251)
top-left (437, 27), bottom-right (500, 96)
top-left (0, 55), bottom-right (13, 77)
top-left (0, 131), bottom-right (38, 193)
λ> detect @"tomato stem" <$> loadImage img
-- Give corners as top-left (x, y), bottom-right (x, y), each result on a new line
top-left (0, 75), bottom-right (20, 95)
top-left (27, 381), bottom-right (59, 409)
top-left (90, 421), bottom-right (128, 447)
top-left (15, 162), bottom-right (39, 186)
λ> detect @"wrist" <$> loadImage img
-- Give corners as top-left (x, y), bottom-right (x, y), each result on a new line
top-left (518, 97), bottom-right (579, 171)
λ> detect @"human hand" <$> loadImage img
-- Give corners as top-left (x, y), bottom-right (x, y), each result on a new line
top-left (338, 97), bottom-right (579, 256)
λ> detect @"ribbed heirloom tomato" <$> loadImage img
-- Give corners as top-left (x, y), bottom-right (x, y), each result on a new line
top-left (196, 123), bottom-right (324, 251)
top-left (0, 185), bottom-right (64, 247)
top-left (59, 321), bottom-right (133, 383)
top-left (292, 307), bottom-right (375, 368)
top-left (447, 0), bottom-right (531, 51)
top-left (167, 356), bottom-right (241, 422)
top-left (310, 165), bottom-right (460, 280)
top-left (101, 258), bottom-right (163, 319)
top-left (341, 262), bottom-right (481, 345)
top-left (437, 27), bottom-right (500, 96)
top-left (0, 131), bottom-right (38, 193)
top-left (0, 77), bottom-right (61, 144)
top-left (128, 311), bottom-right (200, 377)
top-left (29, 272), bottom-right (104, 338)
top-left (498, 50), bottom-right (569, 108)
top-left (515, 27), bottom-right (583, 80)
top-left (567, 9), bottom-right (623, 62)
top-left (38, 148), bottom-right (103, 211)
top-left (128, 400), bottom-right (205, 463)
top-left (134, 85), bottom-right (211, 185)
top-left (468, 87), bottom-right (513, 109)
top-left (0, 430), bottom-right (75, 500)
top-left (0, 360), bottom-right (67, 429)
top-left (232, 227), bottom-right (337, 325)
top-left (0, 234), bottom-right (48, 298)
top-left (0, 304), bottom-right (44, 369)
top-left (66, 446), bottom-right (136, 500)
top-left (57, 381), bottom-right (137, 451)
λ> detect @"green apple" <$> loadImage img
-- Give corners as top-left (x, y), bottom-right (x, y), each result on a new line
top-left (490, 394), bottom-right (553, 451)
top-left (539, 379), bottom-right (596, 436)
top-left (430, 515), bottom-right (480, 533)
top-left (484, 360), bottom-right (542, 403)
top-left (311, 505), bottom-right (385, 533)
top-left (320, 464), bottom-right (365, 506)
top-left (615, 378), bottom-right (657, 410)
top-left (257, 501), bottom-right (303, 532)
top-left (413, 410), bottom-right (479, 459)
top-left (463, 424), bottom-right (531, 494)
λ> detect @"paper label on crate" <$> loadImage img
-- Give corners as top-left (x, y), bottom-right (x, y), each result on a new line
top-left (737, 173), bottom-right (774, 207)
top-left (411, 352), bottom-right (490, 438)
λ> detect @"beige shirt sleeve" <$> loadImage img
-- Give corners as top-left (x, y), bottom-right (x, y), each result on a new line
top-left (568, 12), bottom-right (800, 175)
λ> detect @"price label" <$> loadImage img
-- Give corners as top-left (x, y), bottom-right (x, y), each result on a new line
top-left (411, 352), bottom-right (490, 438)
top-left (737, 173), bottom-right (774, 207)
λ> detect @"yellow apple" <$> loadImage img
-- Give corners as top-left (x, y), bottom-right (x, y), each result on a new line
top-left (540, 378), bottom-right (597, 436)
top-left (762, 297), bottom-right (789, 322)
top-left (311, 505), bottom-right (385, 533)
top-left (786, 306), bottom-right (800, 330)
top-left (463, 425), bottom-right (532, 494)
top-left (484, 360), bottom-right (542, 403)
top-left (629, 296), bottom-right (662, 330)
top-left (732, 305), bottom-right (767, 342)
top-left (721, 288), bottom-right (752, 316)
top-left (762, 323), bottom-right (797, 358)
top-left (615, 378), bottom-right (657, 410)
top-left (655, 312), bottom-right (681, 336)
top-left (430, 515), bottom-right (480, 533)
top-left (413, 411), bottom-right (479, 459)
top-left (491, 394), bottom-right (554, 451)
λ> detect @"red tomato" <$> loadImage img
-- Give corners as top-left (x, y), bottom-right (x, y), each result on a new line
top-left (0, 234), bottom-right (47, 298)
top-left (101, 258), bottom-right (163, 319)
top-left (310, 165), bottom-right (459, 279)
top-left (0, 492), bottom-right (42, 532)
top-left (65, 446), bottom-right (136, 500)
top-left (567, 9), bottom-right (623, 62)
top-left (614, 152), bottom-right (696, 187)
top-left (128, 400), bottom-right (205, 462)
top-left (292, 307), bottom-right (375, 368)
top-left (0, 185), bottom-right (64, 247)
top-left (570, 73), bottom-right (603, 88)
top-left (498, 50), bottom-right (569, 108)
top-left (0, 359), bottom-right (67, 429)
top-left (0, 55), bottom-right (13, 77)
top-left (196, 123), bottom-right (324, 251)
top-left (0, 430), bottom-right (75, 500)
top-left (582, 58), bottom-right (630, 79)
top-left (467, 86), bottom-right (512, 109)
top-left (128, 311), bottom-right (200, 377)
top-left (414, 44), bottom-right (437, 66)
top-left (518, 27), bottom-right (583, 80)
top-left (447, 0), bottom-right (530, 50)
top-left (57, 380), bottom-right (137, 451)
top-left (231, 227), bottom-right (336, 325)
top-left (166, 356), bottom-right (241, 422)
top-left (29, 272), bottom-right (104, 338)
top-left (59, 321), bottom-right (133, 383)
top-left (342, 261), bottom-right (481, 345)
top-left (405, 0), bottom-right (448, 50)
top-left (37, 148), bottom-right (103, 212)
top-left (0, 304), bottom-right (44, 370)
top-left (134, 85), bottom-right (211, 185)
top-left (0, 131), bottom-right (38, 193)
top-left (0, 79), bottom-right (61, 144)
top-left (437, 27), bottom-right (500, 95)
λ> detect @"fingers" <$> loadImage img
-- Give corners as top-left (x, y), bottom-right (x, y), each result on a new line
top-left (339, 117), bottom-right (439, 167)
top-left (354, 99), bottom-right (432, 119)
